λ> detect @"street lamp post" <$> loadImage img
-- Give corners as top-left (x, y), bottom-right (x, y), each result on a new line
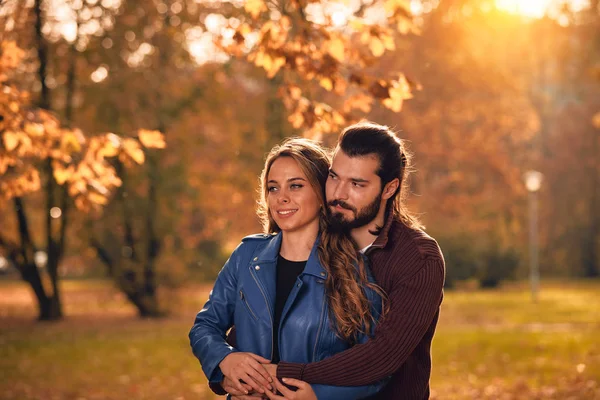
top-left (523, 170), bottom-right (543, 302)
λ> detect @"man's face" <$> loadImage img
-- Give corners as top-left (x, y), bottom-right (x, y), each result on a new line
top-left (326, 149), bottom-right (384, 231)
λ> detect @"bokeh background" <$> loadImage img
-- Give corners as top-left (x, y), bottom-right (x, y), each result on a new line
top-left (0, 0), bottom-right (599, 399)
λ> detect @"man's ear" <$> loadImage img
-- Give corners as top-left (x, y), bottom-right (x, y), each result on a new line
top-left (382, 178), bottom-right (400, 200)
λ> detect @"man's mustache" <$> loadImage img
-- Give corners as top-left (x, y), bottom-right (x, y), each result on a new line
top-left (327, 200), bottom-right (356, 213)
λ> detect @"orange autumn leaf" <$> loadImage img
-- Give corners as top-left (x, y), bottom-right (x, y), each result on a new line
top-left (122, 139), bottom-right (145, 164)
top-left (244, 0), bottom-right (266, 19)
top-left (2, 131), bottom-right (20, 151)
top-left (326, 37), bottom-right (345, 63)
top-left (138, 129), bottom-right (166, 149)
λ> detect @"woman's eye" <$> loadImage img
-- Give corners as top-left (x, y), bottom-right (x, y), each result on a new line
top-left (290, 184), bottom-right (303, 189)
top-left (267, 186), bottom-right (278, 192)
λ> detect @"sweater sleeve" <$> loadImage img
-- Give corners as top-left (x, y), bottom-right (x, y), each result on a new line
top-left (276, 257), bottom-right (444, 386)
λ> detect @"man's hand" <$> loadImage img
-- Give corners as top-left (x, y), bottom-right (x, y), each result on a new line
top-left (219, 352), bottom-right (273, 394)
top-left (264, 378), bottom-right (317, 400)
top-left (263, 363), bottom-right (277, 380)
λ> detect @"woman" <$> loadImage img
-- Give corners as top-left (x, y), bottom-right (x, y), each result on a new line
top-left (189, 138), bottom-right (387, 399)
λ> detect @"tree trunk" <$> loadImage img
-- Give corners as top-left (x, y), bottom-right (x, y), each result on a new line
top-left (583, 127), bottom-right (599, 277)
top-left (38, 291), bottom-right (63, 321)
top-left (34, 0), bottom-right (50, 110)
top-left (17, 261), bottom-right (62, 320)
top-left (125, 289), bottom-right (164, 318)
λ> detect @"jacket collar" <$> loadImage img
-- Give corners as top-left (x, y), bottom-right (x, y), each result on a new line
top-left (253, 232), bottom-right (327, 279)
top-left (366, 209), bottom-right (394, 254)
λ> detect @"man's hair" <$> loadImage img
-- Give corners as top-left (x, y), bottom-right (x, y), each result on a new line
top-left (337, 121), bottom-right (423, 230)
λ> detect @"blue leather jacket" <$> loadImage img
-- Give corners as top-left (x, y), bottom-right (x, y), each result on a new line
top-left (189, 232), bottom-right (387, 399)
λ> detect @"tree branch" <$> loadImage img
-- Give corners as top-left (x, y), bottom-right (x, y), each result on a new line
top-left (90, 238), bottom-right (114, 275)
top-left (0, 233), bottom-right (21, 269)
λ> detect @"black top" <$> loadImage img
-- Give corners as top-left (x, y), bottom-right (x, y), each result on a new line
top-left (272, 255), bottom-right (307, 364)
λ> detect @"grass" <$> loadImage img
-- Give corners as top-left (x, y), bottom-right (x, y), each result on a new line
top-left (0, 279), bottom-right (599, 399)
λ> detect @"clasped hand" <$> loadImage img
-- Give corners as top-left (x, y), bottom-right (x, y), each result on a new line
top-left (219, 353), bottom-right (316, 400)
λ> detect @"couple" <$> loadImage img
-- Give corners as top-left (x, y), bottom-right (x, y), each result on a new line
top-left (189, 122), bottom-right (445, 399)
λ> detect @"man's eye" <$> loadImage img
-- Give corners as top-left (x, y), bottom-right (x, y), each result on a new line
top-left (328, 173), bottom-right (337, 179)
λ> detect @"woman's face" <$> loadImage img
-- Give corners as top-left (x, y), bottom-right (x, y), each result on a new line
top-left (267, 156), bottom-right (321, 234)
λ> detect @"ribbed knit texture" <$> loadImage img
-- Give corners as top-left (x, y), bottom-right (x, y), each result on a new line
top-left (277, 214), bottom-right (445, 400)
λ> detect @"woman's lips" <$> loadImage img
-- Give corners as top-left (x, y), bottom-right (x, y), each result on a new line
top-left (277, 209), bottom-right (298, 217)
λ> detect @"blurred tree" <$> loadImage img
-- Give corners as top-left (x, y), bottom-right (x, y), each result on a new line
top-left (213, 0), bottom-right (419, 139)
top-left (0, 1), bottom-right (164, 320)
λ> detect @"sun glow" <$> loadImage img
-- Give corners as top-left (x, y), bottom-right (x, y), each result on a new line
top-left (495, 0), bottom-right (552, 18)
top-left (495, 0), bottom-right (590, 18)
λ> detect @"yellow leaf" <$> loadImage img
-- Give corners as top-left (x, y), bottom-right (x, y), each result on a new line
top-left (244, 0), bottom-right (266, 19)
top-left (382, 34), bottom-right (395, 51)
top-left (99, 142), bottom-right (120, 158)
top-left (314, 105), bottom-right (324, 116)
top-left (74, 196), bottom-right (87, 210)
top-left (0, 156), bottom-right (15, 174)
top-left (88, 191), bottom-right (109, 206)
top-left (383, 96), bottom-right (403, 112)
top-left (89, 179), bottom-right (109, 196)
top-left (397, 19), bottom-right (411, 34)
top-left (369, 37), bottom-right (385, 57)
top-left (3, 131), bottom-right (19, 151)
top-left (78, 164), bottom-right (94, 180)
top-left (24, 123), bottom-right (45, 137)
top-left (320, 78), bottom-right (333, 91)
top-left (327, 37), bottom-right (345, 63)
top-left (360, 31), bottom-right (371, 45)
top-left (266, 56), bottom-right (285, 78)
top-left (52, 162), bottom-right (74, 185)
top-left (344, 94), bottom-right (373, 113)
top-left (123, 139), bottom-right (145, 164)
top-left (254, 50), bottom-right (265, 68)
top-left (289, 86), bottom-right (302, 100)
top-left (350, 20), bottom-right (364, 31)
top-left (61, 132), bottom-right (82, 153)
top-left (262, 53), bottom-right (272, 71)
top-left (288, 112), bottom-right (304, 129)
top-left (333, 112), bottom-right (345, 126)
top-left (333, 76), bottom-right (347, 95)
top-left (280, 16), bottom-right (291, 31)
top-left (138, 129), bottom-right (166, 149)
top-left (385, 0), bottom-right (411, 13)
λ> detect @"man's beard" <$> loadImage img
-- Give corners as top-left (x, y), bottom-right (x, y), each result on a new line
top-left (327, 192), bottom-right (382, 233)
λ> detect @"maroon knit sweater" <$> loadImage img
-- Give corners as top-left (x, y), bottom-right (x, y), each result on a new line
top-left (277, 212), bottom-right (445, 400)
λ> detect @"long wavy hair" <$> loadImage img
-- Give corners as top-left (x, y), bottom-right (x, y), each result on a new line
top-left (257, 137), bottom-right (386, 343)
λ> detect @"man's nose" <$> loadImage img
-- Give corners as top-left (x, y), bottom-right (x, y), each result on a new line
top-left (332, 182), bottom-right (349, 200)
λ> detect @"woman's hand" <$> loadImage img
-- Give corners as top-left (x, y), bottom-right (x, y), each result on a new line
top-left (264, 378), bottom-right (317, 400)
top-left (222, 376), bottom-right (252, 396)
top-left (219, 352), bottom-right (273, 394)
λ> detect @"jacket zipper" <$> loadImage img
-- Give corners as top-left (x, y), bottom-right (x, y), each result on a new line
top-left (250, 268), bottom-right (274, 360)
top-left (239, 290), bottom-right (258, 321)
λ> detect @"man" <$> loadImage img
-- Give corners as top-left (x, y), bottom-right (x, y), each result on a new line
top-left (219, 122), bottom-right (445, 399)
